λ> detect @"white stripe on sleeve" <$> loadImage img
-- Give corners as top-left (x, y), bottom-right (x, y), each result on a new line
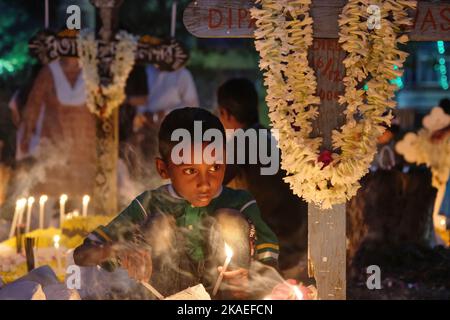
top-left (240, 200), bottom-right (257, 213)
top-left (87, 233), bottom-right (104, 244)
top-left (134, 199), bottom-right (148, 218)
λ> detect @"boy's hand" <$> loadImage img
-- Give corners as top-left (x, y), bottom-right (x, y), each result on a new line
top-left (270, 279), bottom-right (298, 300)
top-left (73, 241), bottom-right (113, 267)
top-left (218, 266), bottom-right (249, 299)
top-left (118, 248), bottom-right (152, 282)
top-left (269, 279), bottom-right (315, 300)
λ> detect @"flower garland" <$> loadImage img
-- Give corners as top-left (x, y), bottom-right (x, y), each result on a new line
top-left (77, 31), bottom-right (137, 118)
top-left (251, 0), bottom-right (416, 209)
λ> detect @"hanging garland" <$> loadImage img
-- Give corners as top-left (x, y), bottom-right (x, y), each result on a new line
top-left (251, 0), bottom-right (416, 209)
top-left (77, 30), bottom-right (137, 118)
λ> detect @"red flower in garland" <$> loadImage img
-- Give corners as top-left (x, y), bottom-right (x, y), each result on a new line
top-left (318, 150), bottom-right (333, 170)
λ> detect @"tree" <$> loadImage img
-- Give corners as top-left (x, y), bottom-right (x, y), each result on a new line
top-left (0, 1), bottom-right (41, 89)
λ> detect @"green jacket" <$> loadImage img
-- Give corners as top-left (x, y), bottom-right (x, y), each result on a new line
top-left (87, 185), bottom-right (279, 266)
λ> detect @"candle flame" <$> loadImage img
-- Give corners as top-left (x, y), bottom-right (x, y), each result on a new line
top-left (440, 217), bottom-right (446, 226)
top-left (27, 197), bottom-right (35, 205)
top-left (293, 285), bottom-right (304, 300)
top-left (82, 195), bottom-right (90, 205)
top-left (224, 243), bottom-right (233, 258)
top-left (73, 210), bottom-right (80, 217)
top-left (53, 234), bottom-right (61, 248)
top-left (60, 194), bottom-right (68, 203)
top-left (17, 198), bottom-right (27, 208)
top-left (39, 195), bottom-right (48, 204)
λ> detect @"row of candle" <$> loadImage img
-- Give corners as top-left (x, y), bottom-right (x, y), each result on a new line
top-left (8, 194), bottom-right (91, 239)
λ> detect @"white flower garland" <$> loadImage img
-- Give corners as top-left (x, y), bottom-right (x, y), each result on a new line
top-left (251, 0), bottom-right (416, 208)
top-left (77, 30), bottom-right (137, 118)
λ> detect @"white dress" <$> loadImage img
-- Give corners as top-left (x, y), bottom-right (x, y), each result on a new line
top-left (23, 60), bottom-right (96, 197)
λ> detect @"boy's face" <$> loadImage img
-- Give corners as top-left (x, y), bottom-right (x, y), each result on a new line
top-left (156, 143), bottom-right (226, 207)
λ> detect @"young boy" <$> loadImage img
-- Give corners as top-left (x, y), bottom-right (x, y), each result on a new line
top-left (74, 107), bottom-right (279, 299)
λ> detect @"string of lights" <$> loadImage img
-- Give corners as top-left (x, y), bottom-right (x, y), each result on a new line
top-left (436, 41), bottom-right (449, 90)
top-left (391, 65), bottom-right (404, 90)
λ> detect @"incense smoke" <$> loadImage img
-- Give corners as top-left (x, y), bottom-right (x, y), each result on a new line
top-left (0, 138), bottom-right (72, 237)
top-left (118, 139), bottom-right (165, 208)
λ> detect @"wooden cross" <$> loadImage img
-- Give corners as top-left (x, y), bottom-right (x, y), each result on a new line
top-left (29, 0), bottom-right (189, 216)
top-left (184, 0), bottom-right (450, 300)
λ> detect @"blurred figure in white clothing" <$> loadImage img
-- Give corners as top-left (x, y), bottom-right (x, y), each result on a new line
top-left (135, 65), bottom-right (199, 129)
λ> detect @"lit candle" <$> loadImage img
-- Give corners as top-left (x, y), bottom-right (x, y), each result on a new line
top-left (53, 234), bottom-right (60, 248)
top-left (59, 194), bottom-right (68, 228)
top-left (9, 199), bottom-right (27, 239)
top-left (171, 1), bottom-right (178, 38)
top-left (53, 234), bottom-right (62, 275)
top-left (212, 243), bottom-right (233, 296)
top-left (25, 197), bottom-right (35, 233)
top-left (39, 195), bottom-right (48, 230)
top-left (16, 198), bottom-right (28, 232)
top-left (292, 284), bottom-right (304, 300)
top-left (82, 195), bottom-right (90, 218)
top-left (73, 210), bottom-right (80, 218)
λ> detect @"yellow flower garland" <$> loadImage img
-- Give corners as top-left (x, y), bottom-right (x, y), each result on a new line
top-left (251, 0), bottom-right (416, 208)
